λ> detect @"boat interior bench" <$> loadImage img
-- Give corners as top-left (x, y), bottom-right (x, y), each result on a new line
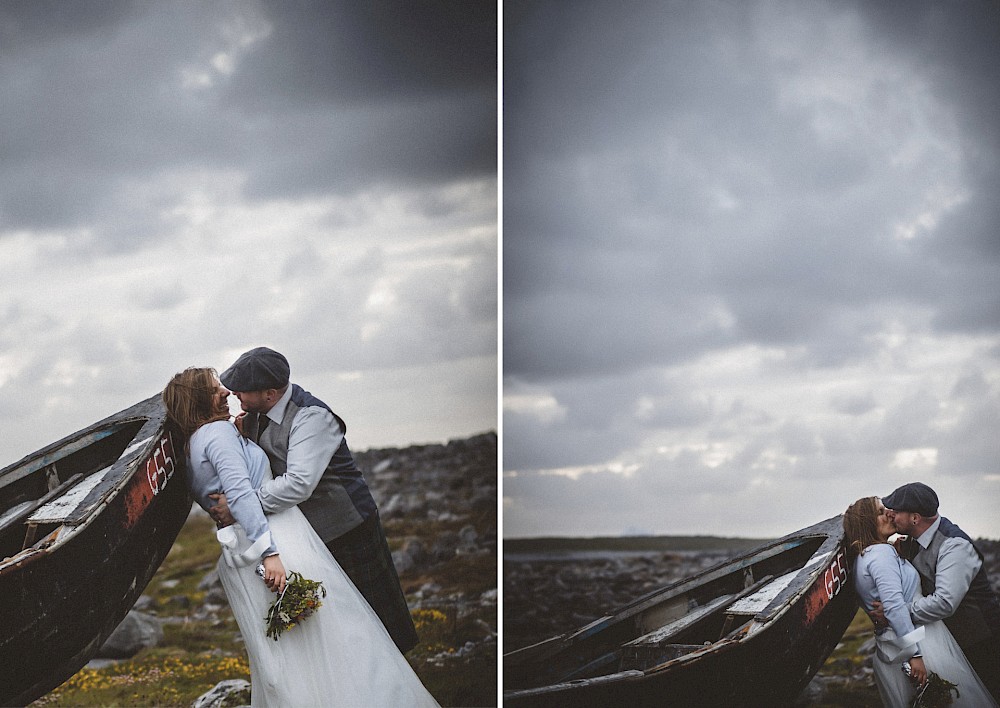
top-left (0, 472), bottom-right (85, 557)
top-left (619, 571), bottom-right (792, 671)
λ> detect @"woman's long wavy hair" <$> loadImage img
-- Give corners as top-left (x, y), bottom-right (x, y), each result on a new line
top-left (162, 367), bottom-right (230, 440)
top-left (843, 496), bottom-right (883, 556)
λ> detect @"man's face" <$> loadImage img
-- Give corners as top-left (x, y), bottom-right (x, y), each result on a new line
top-left (232, 389), bottom-right (271, 414)
top-left (886, 507), bottom-right (917, 535)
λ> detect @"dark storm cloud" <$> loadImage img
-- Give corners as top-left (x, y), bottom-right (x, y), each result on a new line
top-left (0, 0), bottom-right (496, 236)
top-left (504, 0), bottom-right (1000, 384)
top-left (229, 0), bottom-right (496, 104)
top-left (844, 0), bottom-right (1000, 333)
top-left (0, 0), bottom-right (134, 44)
top-left (503, 0), bottom-right (1000, 538)
top-left (228, 0), bottom-right (498, 199)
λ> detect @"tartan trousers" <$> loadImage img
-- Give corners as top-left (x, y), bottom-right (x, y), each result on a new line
top-left (325, 511), bottom-right (419, 654)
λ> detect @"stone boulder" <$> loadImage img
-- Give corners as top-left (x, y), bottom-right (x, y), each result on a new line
top-left (193, 679), bottom-right (251, 708)
top-left (96, 610), bottom-right (164, 659)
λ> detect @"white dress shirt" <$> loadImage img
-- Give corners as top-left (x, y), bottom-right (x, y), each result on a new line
top-left (255, 385), bottom-right (344, 515)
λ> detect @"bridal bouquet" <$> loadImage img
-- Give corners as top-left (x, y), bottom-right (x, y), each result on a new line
top-left (903, 663), bottom-right (959, 708)
top-left (263, 570), bottom-right (327, 641)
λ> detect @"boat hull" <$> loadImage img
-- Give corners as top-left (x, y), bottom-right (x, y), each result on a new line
top-left (504, 517), bottom-right (859, 707)
top-left (0, 397), bottom-right (191, 706)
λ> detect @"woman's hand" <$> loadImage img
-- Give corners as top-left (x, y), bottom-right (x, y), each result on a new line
top-left (233, 412), bottom-right (248, 437)
top-left (261, 554), bottom-right (287, 594)
top-left (908, 656), bottom-right (927, 687)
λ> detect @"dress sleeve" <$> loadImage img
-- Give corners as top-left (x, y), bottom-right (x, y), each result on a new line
top-left (203, 422), bottom-right (278, 560)
top-left (866, 544), bottom-right (923, 658)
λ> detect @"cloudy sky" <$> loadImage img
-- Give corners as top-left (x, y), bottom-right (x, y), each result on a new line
top-left (503, 0), bottom-right (1000, 540)
top-left (0, 1), bottom-right (497, 465)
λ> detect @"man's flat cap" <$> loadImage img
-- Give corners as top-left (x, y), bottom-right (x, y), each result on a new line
top-left (220, 347), bottom-right (290, 391)
top-left (882, 482), bottom-right (939, 517)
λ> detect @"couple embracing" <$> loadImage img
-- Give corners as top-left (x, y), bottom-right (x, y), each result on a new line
top-left (844, 483), bottom-right (1000, 707)
top-left (163, 347), bottom-right (438, 707)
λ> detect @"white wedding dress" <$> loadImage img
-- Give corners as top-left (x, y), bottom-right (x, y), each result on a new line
top-left (854, 543), bottom-right (996, 708)
top-left (187, 421), bottom-right (439, 708)
top-left (872, 617), bottom-right (997, 708)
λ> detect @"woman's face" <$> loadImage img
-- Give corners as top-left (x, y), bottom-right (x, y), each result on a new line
top-left (211, 379), bottom-right (231, 418)
top-left (874, 499), bottom-right (895, 541)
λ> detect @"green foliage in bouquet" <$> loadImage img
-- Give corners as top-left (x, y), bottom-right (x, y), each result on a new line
top-left (911, 671), bottom-right (959, 708)
top-left (264, 571), bottom-right (327, 641)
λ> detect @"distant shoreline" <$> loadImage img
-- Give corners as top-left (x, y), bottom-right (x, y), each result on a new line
top-left (503, 535), bottom-right (773, 555)
top-left (504, 532), bottom-right (1000, 556)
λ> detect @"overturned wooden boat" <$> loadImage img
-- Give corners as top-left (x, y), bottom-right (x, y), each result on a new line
top-left (504, 515), bottom-right (858, 707)
top-left (0, 395), bottom-right (190, 706)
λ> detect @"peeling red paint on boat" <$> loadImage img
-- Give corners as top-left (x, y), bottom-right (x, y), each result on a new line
top-left (124, 433), bottom-right (176, 529)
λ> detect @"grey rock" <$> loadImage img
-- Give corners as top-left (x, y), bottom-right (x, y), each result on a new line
top-left (392, 549), bottom-right (414, 575)
top-left (132, 594), bottom-right (156, 612)
top-left (858, 636), bottom-right (877, 655)
top-left (198, 569), bottom-right (221, 591)
top-left (393, 538), bottom-right (430, 575)
top-left (97, 610), bottom-right (164, 659)
top-left (414, 581), bottom-right (442, 600)
top-left (431, 531), bottom-right (461, 560)
top-left (794, 675), bottom-right (831, 705)
top-left (458, 524), bottom-right (478, 546)
top-left (192, 679), bottom-right (251, 708)
top-left (204, 586), bottom-right (229, 605)
top-left (403, 538), bottom-right (428, 564)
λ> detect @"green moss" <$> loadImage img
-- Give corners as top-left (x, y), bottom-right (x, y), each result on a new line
top-left (30, 653), bottom-right (251, 707)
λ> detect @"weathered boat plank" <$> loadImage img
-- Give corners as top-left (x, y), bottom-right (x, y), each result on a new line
top-left (504, 515), bottom-right (858, 707)
top-left (0, 395), bottom-right (191, 706)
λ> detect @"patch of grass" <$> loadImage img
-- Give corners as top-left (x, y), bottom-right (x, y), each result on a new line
top-left (160, 619), bottom-right (243, 655)
top-left (31, 504), bottom-right (497, 707)
top-left (407, 608), bottom-right (497, 707)
top-left (31, 654), bottom-right (250, 707)
top-left (407, 551), bottom-right (497, 597)
top-left (384, 504), bottom-right (496, 550)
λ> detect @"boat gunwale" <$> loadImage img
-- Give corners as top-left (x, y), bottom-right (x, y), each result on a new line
top-left (0, 395), bottom-right (170, 573)
top-left (641, 522), bottom-right (846, 674)
top-left (503, 515), bottom-right (851, 701)
top-left (506, 518), bottom-right (839, 665)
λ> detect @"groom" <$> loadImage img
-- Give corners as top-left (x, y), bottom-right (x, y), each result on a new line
top-left (209, 347), bottom-right (419, 654)
top-left (878, 482), bottom-right (1000, 701)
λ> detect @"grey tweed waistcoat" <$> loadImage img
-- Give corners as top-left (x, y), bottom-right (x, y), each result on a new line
top-left (256, 384), bottom-right (377, 542)
top-left (911, 517), bottom-right (1000, 649)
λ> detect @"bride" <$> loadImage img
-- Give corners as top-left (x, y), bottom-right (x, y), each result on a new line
top-left (163, 367), bottom-right (439, 707)
top-left (843, 496), bottom-right (996, 708)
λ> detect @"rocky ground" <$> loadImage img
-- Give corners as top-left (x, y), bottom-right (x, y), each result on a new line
top-left (504, 549), bottom-right (736, 650)
top-left (34, 431), bottom-right (497, 707)
top-left (504, 537), bottom-right (1000, 706)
